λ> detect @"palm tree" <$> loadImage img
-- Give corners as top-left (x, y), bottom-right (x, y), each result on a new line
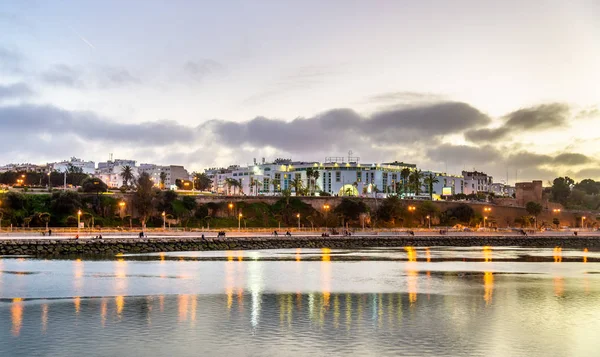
top-left (290, 177), bottom-right (304, 196)
top-left (39, 212), bottom-right (51, 231)
top-left (306, 168), bottom-right (314, 194)
top-left (423, 173), bottom-right (440, 199)
top-left (121, 165), bottom-right (134, 188)
top-left (410, 169), bottom-right (424, 196)
top-left (159, 172), bottom-right (167, 189)
top-left (225, 178), bottom-right (235, 195)
top-left (400, 168), bottom-right (411, 195)
top-left (237, 179), bottom-right (244, 195)
top-left (272, 179), bottom-right (281, 192)
top-left (312, 170), bottom-right (320, 194)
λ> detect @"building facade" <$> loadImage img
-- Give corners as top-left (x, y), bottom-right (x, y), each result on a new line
top-left (49, 157), bottom-right (95, 174)
top-left (95, 159), bottom-right (138, 188)
top-left (462, 170), bottom-right (493, 194)
top-left (205, 158), bottom-right (417, 197)
top-left (139, 164), bottom-right (190, 188)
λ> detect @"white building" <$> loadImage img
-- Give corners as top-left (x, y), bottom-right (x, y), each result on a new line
top-left (204, 157), bottom-right (418, 197)
top-left (95, 159), bottom-right (138, 188)
top-left (138, 164), bottom-right (190, 188)
top-left (462, 170), bottom-right (493, 195)
top-left (421, 171), bottom-right (464, 199)
top-left (0, 163), bottom-right (47, 173)
top-left (490, 182), bottom-right (516, 197)
top-left (49, 157), bottom-right (95, 174)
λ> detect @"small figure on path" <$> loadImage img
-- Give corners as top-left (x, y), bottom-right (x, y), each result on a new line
top-left (574, 231), bottom-right (578, 236)
top-left (408, 230), bottom-right (415, 236)
top-left (201, 234), bottom-right (205, 240)
top-left (285, 231), bottom-right (291, 236)
top-left (273, 230), bottom-right (278, 237)
top-left (48, 229), bottom-right (52, 236)
top-left (75, 234), bottom-right (79, 239)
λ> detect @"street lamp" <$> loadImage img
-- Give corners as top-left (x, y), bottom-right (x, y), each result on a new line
top-left (426, 215), bottom-right (431, 229)
top-left (118, 201), bottom-right (125, 218)
top-left (162, 211), bottom-right (166, 230)
top-left (582, 216), bottom-right (586, 229)
top-left (323, 204), bottom-right (330, 230)
top-left (553, 209), bottom-right (561, 213)
top-left (238, 213), bottom-right (243, 232)
top-left (228, 203), bottom-right (234, 217)
top-left (77, 210), bottom-right (82, 235)
top-left (484, 216), bottom-right (488, 228)
top-left (408, 205), bottom-right (416, 226)
top-left (297, 213), bottom-right (301, 230)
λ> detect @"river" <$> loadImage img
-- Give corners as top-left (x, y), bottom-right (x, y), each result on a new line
top-left (1, 247), bottom-right (599, 356)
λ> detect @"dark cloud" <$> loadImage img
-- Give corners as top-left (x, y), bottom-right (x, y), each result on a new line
top-left (426, 144), bottom-right (502, 166)
top-left (41, 64), bottom-right (83, 87)
top-left (504, 103), bottom-right (569, 130)
top-left (505, 151), bottom-right (553, 167)
top-left (553, 153), bottom-right (591, 166)
top-left (0, 83), bottom-right (33, 100)
top-left (0, 104), bottom-right (197, 147)
top-left (464, 127), bottom-right (509, 143)
top-left (464, 103), bottom-right (570, 143)
top-left (206, 102), bottom-right (489, 154)
top-left (574, 168), bottom-right (600, 180)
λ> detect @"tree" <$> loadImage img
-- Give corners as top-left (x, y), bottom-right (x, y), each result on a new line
top-left (193, 172), bottom-right (212, 191)
top-left (81, 177), bottom-right (108, 195)
top-left (441, 204), bottom-right (474, 225)
top-left (423, 173), bottom-right (439, 200)
top-left (377, 195), bottom-right (406, 225)
top-left (574, 179), bottom-right (599, 195)
top-left (552, 217), bottom-right (560, 228)
top-left (290, 177), bottom-right (304, 196)
top-left (551, 177), bottom-right (572, 206)
top-left (121, 165), bottom-right (134, 188)
top-left (133, 172), bottom-right (158, 230)
top-left (38, 212), bottom-right (51, 231)
top-left (306, 168), bottom-right (314, 194)
top-left (334, 198), bottom-right (369, 224)
top-left (409, 169), bottom-right (424, 196)
top-left (159, 172), bottom-right (167, 189)
top-left (525, 201), bottom-right (543, 218)
top-left (50, 191), bottom-right (82, 216)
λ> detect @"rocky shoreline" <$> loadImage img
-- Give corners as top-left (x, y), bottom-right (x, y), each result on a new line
top-left (0, 236), bottom-right (599, 256)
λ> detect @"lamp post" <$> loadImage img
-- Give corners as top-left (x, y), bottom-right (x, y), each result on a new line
top-left (297, 213), bottom-right (301, 230)
top-left (408, 205), bottom-right (416, 227)
top-left (582, 216), bottom-right (586, 229)
top-left (323, 204), bottom-right (330, 230)
top-left (484, 216), bottom-right (488, 228)
top-left (162, 211), bottom-right (166, 230)
top-left (426, 215), bottom-right (431, 229)
top-left (118, 201), bottom-right (126, 218)
top-left (77, 210), bottom-right (82, 235)
top-left (483, 207), bottom-right (492, 228)
top-left (228, 203), bottom-right (233, 217)
top-left (238, 213), bottom-right (243, 232)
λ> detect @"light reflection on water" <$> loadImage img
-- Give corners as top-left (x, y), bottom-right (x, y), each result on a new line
top-left (0, 247), bottom-right (599, 356)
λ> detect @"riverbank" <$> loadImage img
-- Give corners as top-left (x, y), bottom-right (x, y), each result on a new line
top-left (1, 235), bottom-right (599, 256)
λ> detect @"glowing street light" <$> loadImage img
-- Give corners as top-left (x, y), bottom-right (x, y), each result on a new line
top-left (484, 216), bottom-right (488, 228)
top-left (162, 211), bottom-right (166, 230)
top-left (582, 216), bottom-right (586, 229)
top-left (238, 213), bottom-right (243, 232)
top-left (426, 215), bottom-right (431, 229)
top-left (297, 213), bottom-right (301, 229)
top-left (323, 204), bottom-right (330, 230)
top-left (553, 209), bottom-right (561, 213)
top-left (228, 203), bottom-right (234, 217)
top-left (77, 210), bottom-right (82, 235)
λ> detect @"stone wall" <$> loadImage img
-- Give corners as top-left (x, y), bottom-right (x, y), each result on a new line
top-left (1, 236), bottom-right (599, 256)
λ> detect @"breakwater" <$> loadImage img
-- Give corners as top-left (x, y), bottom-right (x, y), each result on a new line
top-left (1, 236), bottom-right (599, 256)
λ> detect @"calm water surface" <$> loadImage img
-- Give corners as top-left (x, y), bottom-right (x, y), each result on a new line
top-left (1, 247), bottom-right (599, 356)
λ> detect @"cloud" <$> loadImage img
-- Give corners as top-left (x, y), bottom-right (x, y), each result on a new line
top-left (41, 64), bottom-right (84, 87)
top-left (369, 91), bottom-right (445, 104)
top-left (205, 102), bottom-right (489, 153)
top-left (505, 151), bottom-right (553, 167)
top-left (504, 103), bottom-right (570, 130)
top-left (0, 104), bottom-right (197, 147)
top-left (99, 67), bottom-right (140, 86)
top-left (0, 83), bottom-right (33, 100)
top-left (464, 103), bottom-right (570, 143)
top-left (553, 153), bottom-right (591, 166)
top-left (574, 168), bottom-right (600, 180)
top-left (426, 144), bottom-right (502, 166)
top-left (183, 59), bottom-right (224, 81)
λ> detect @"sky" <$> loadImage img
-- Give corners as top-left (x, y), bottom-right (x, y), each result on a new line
top-left (0, 0), bottom-right (599, 183)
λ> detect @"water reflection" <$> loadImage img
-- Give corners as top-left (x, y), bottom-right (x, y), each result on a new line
top-left (554, 247), bottom-right (563, 263)
top-left (11, 298), bottom-right (23, 336)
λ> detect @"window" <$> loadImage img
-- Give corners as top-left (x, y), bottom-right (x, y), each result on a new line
top-left (335, 171), bottom-right (341, 182)
top-left (356, 171), bottom-right (361, 182)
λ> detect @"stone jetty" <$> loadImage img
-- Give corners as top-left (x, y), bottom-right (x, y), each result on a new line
top-left (1, 236), bottom-right (599, 256)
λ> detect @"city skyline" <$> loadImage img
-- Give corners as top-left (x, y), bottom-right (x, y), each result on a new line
top-left (0, 0), bottom-right (599, 182)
